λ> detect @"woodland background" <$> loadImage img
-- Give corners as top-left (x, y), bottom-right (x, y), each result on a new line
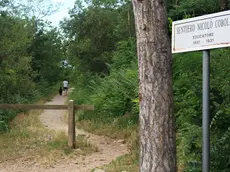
top-left (0, 0), bottom-right (230, 171)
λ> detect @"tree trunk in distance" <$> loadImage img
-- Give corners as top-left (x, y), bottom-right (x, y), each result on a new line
top-left (219, 0), bottom-right (229, 11)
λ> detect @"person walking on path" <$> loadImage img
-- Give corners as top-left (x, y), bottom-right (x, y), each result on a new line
top-left (63, 79), bottom-right (68, 96)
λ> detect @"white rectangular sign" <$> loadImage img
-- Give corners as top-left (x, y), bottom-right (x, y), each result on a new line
top-left (172, 10), bottom-right (230, 53)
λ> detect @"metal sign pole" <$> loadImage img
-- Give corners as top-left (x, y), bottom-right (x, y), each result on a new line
top-left (202, 50), bottom-right (210, 172)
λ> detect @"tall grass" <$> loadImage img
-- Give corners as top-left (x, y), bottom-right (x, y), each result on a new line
top-left (0, 109), bottom-right (97, 165)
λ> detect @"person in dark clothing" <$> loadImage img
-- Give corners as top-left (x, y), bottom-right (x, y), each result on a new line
top-left (59, 87), bottom-right (63, 96)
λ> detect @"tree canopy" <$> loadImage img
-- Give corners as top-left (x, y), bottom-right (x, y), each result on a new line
top-left (0, 0), bottom-right (65, 131)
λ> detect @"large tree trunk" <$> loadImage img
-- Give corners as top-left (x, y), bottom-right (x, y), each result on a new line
top-left (131, 0), bottom-right (177, 171)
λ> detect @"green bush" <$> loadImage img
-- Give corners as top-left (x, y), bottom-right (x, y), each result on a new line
top-left (70, 39), bottom-right (138, 126)
top-left (70, 47), bottom-right (230, 171)
top-left (173, 49), bottom-right (230, 171)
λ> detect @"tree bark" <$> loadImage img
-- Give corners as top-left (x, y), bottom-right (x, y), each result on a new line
top-left (131, 0), bottom-right (177, 171)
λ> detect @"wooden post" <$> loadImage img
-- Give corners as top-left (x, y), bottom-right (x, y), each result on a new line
top-left (68, 100), bottom-right (76, 148)
top-left (0, 101), bottom-right (94, 149)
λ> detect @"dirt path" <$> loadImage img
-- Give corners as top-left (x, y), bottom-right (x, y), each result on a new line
top-left (0, 93), bottom-right (128, 172)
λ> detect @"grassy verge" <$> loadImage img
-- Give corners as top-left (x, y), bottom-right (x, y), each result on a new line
top-left (77, 119), bottom-right (139, 172)
top-left (0, 109), bottom-right (97, 166)
top-left (77, 120), bottom-right (137, 140)
top-left (102, 154), bottom-right (139, 172)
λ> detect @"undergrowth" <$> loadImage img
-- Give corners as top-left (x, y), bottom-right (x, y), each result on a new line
top-left (77, 119), bottom-right (139, 172)
top-left (71, 47), bottom-right (230, 171)
top-left (102, 154), bottom-right (139, 172)
top-left (0, 109), bottom-right (96, 166)
top-left (0, 82), bottom-right (61, 132)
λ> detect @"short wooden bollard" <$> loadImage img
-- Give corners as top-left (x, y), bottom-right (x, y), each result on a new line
top-left (68, 100), bottom-right (76, 148)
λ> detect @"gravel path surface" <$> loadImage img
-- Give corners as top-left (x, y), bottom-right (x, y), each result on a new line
top-left (0, 93), bottom-right (128, 172)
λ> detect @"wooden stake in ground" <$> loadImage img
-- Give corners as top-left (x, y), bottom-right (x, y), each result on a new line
top-left (132, 0), bottom-right (177, 171)
top-left (68, 100), bottom-right (76, 148)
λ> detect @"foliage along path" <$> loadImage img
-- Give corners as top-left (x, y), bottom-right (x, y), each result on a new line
top-left (0, 90), bottom-right (128, 172)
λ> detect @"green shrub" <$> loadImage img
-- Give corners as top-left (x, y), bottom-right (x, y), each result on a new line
top-left (70, 39), bottom-right (230, 171)
top-left (173, 49), bottom-right (230, 171)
